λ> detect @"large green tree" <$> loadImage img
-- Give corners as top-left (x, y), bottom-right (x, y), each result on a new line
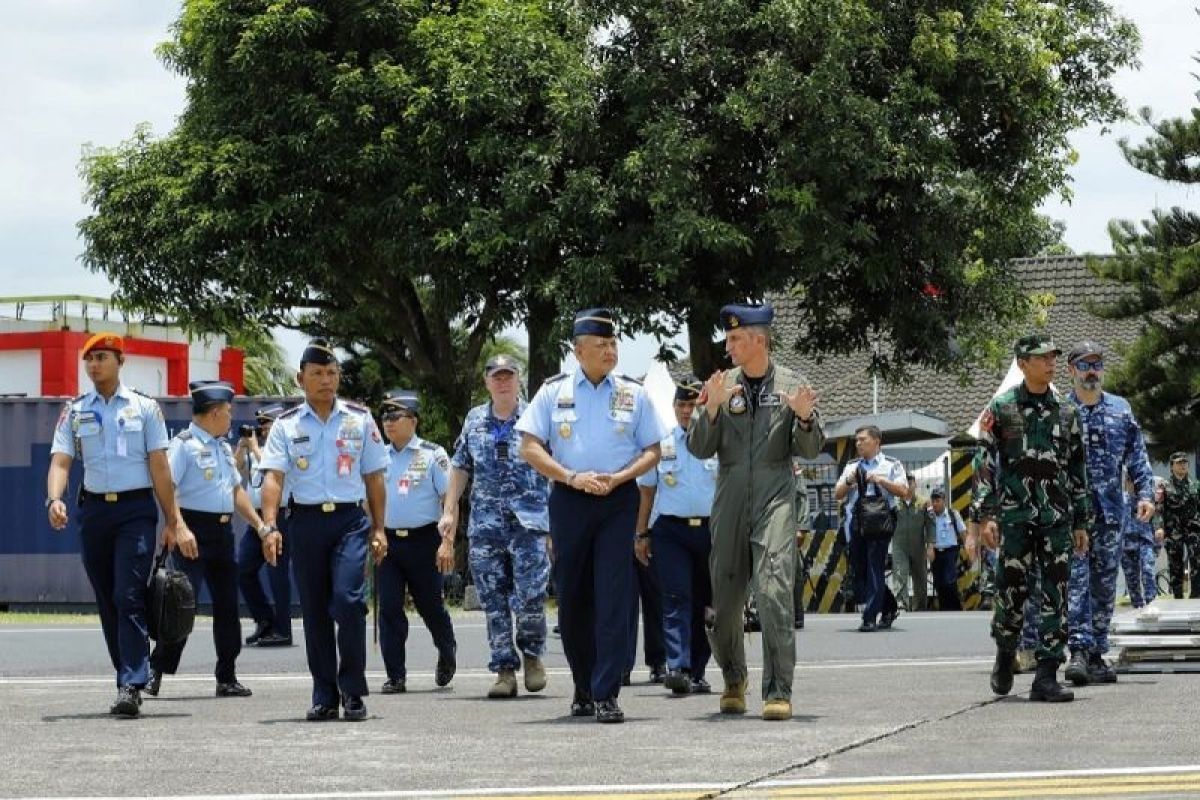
top-left (1091, 53), bottom-right (1200, 456)
top-left (586, 0), bottom-right (1138, 378)
top-left (80, 0), bottom-right (599, 423)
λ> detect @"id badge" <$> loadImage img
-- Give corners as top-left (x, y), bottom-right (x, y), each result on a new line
top-left (337, 453), bottom-right (353, 477)
top-left (116, 430), bottom-right (128, 457)
top-left (398, 477), bottom-right (411, 496)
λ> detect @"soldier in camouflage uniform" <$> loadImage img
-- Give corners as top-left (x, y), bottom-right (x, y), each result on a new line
top-left (1157, 453), bottom-right (1200, 600)
top-left (1059, 342), bottom-right (1155, 687)
top-left (1121, 478), bottom-right (1162, 609)
top-left (440, 355), bottom-right (551, 698)
top-left (973, 335), bottom-right (1090, 703)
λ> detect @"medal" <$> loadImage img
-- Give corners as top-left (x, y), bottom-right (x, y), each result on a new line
top-left (664, 473), bottom-right (677, 487)
top-left (559, 422), bottom-right (572, 439)
top-left (204, 468), bottom-right (214, 481)
top-left (297, 456), bottom-right (309, 471)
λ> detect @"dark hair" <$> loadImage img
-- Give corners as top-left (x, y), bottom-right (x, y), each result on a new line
top-left (854, 425), bottom-right (882, 442)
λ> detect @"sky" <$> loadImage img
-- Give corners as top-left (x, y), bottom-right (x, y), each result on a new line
top-left (1, 1), bottom-right (1198, 377)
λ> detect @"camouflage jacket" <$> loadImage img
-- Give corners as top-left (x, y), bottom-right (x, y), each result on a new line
top-left (1160, 474), bottom-right (1200, 532)
top-left (971, 383), bottom-right (1090, 529)
top-left (1068, 391), bottom-right (1155, 526)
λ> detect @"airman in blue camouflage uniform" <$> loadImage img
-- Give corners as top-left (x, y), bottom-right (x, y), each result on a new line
top-left (974, 335), bottom-right (1090, 703)
top-left (441, 355), bottom-right (551, 699)
top-left (1060, 342), bottom-right (1155, 688)
top-left (1120, 480), bottom-right (1162, 609)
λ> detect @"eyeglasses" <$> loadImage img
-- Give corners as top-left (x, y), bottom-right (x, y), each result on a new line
top-left (1073, 359), bottom-right (1104, 372)
top-left (381, 410), bottom-right (416, 422)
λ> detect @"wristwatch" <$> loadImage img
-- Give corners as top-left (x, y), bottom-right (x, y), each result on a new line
top-left (45, 496), bottom-right (62, 509)
top-left (635, 531), bottom-right (651, 540)
top-left (257, 523), bottom-right (279, 540)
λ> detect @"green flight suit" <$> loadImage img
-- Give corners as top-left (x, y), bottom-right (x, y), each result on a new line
top-left (892, 497), bottom-right (934, 611)
top-left (687, 363), bottom-right (825, 701)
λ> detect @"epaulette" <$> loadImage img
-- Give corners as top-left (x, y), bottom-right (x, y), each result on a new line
top-left (544, 372), bottom-right (568, 384)
top-left (176, 430), bottom-right (193, 441)
top-left (344, 401), bottom-right (369, 413)
top-left (278, 407), bottom-right (302, 419)
top-left (616, 373), bottom-right (643, 386)
top-left (131, 388), bottom-right (155, 399)
top-left (71, 393), bottom-right (87, 403)
top-left (420, 440), bottom-right (440, 451)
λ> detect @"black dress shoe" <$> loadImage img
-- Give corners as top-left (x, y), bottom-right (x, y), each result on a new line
top-left (663, 668), bottom-right (692, 695)
top-left (216, 681), bottom-right (253, 698)
top-left (1087, 653), bottom-right (1118, 684)
top-left (648, 664), bottom-right (668, 684)
top-left (256, 632), bottom-right (293, 647)
top-left (879, 608), bottom-right (900, 630)
top-left (691, 677), bottom-right (712, 694)
top-left (858, 621), bottom-right (877, 632)
top-left (110, 686), bottom-right (141, 717)
top-left (570, 691), bottom-right (594, 717)
top-left (306, 704), bottom-right (339, 721)
top-left (435, 648), bottom-right (457, 687)
top-left (342, 696), bottom-right (368, 721)
top-left (621, 672), bottom-right (632, 686)
top-left (144, 669), bottom-right (162, 697)
top-left (594, 699), bottom-right (624, 723)
top-left (245, 621), bottom-right (272, 646)
top-left (381, 678), bottom-right (406, 694)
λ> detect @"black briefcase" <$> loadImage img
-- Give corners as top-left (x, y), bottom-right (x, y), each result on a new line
top-left (147, 551), bottom-right (196, 644)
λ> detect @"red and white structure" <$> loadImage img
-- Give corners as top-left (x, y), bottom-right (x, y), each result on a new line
top-left (0, 296), bottom-right (244, 397)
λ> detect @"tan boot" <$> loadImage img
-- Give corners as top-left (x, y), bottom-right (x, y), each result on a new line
top-left (719, 679), bottom-right (747, 714)
top-left (488, 669), bottom-right (518, 699)
top-left (762, 699), bottom-right (792, 721)
top-left (523, 655), bottom-right (547, 693)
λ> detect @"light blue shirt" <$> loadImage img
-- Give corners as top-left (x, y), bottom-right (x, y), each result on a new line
top-left (932, 507), bottom-right (966, 549)
top-left (384, 436), bottom-right (450, 529)
top-left (516, 369), bottom-right (666, 474)
top-left (637, 425), bottom-right (716, 522)
top-left (243, 450), bottom-right (291, 510)
top-left (839, 452), bottom-right (907, 539)
top-left (169, 423), bottom-right (239, 514)
top-left (50, 383), bottom-right (170, 493)
top-left (259, 398), bottom-right (389, 505)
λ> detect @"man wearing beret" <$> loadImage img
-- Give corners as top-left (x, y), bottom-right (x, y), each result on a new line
top-left (1158, 452), bottom-right (1200, 600)
top-left (687, 303), bottom-right (825, 721)
top-left (258, 340), bottom-right (390, 721)
top-left (46, 332), bottom-right (182, 717)
top-left (1057, 341), bottom-right (1155, 687)
top-left (147, 381), bottom-right (268, 699)
top-left (974, 334), bottom-right (1089, 702)
top-left (518, 308), bottom-right (667, 723)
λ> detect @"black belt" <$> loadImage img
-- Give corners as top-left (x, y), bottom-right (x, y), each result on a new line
top-left (661, 514), bottom-right (709, 528)
top-left (182, 509), bottom-right (234, 524)
top-left (385, 523), bottom-right (438, 539)
top-left (81, 488), bottom-right (153, 504)
top-left (290, 501), bottom-right (361, 513)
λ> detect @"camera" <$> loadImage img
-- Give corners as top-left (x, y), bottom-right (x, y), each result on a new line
top-left (239, 424), bottom-right (260, 438)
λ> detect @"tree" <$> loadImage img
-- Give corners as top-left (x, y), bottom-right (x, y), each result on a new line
top-left (586, 0), bottom-right (1138, 378)
top-left (80, 0), bottom-right (600, 429)
top-left (1090, 49), bottom-right (1200, 456)
top-left (227, 325), bottom-right (293, 396)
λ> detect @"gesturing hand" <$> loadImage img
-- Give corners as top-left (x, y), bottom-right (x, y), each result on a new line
top-left (703, 371), bottom-right (734, 414)
top-left (779, 384), bottom-right (818, 421)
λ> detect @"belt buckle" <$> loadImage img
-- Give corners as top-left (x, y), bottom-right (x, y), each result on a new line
top-left (321, 502), bottom-right (336, 513)
top-left (396, 529), bottom-right (409, 538)
top-left (219, 514), bottom-right (231, 523)
top-left (688, 518), bottom-right (702, 527)
top-left (104, 493), bottom-right (119, 503)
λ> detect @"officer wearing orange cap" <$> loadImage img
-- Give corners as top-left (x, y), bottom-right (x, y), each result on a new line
top-left (47, 332), bottom-right (185, 717)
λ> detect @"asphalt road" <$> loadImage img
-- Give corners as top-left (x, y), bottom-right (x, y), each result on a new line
top-left (1, 609), bottom-right (1198, 799)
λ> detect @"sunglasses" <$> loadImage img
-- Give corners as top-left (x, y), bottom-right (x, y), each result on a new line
top-left (1073, 359), bottom-right (1104, 372)
top-left (381, 410), bottom-right (416, 422)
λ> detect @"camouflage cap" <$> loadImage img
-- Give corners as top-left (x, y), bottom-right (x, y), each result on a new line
top-left (1170, 451), bottom-right (1189, 463)
top-left (1013, 334), bottom-right (1061, 358)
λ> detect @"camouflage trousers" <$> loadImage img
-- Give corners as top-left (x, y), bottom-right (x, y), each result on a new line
top-left (992, 523), bottom-right (1071, 663)
top-left (1121, 543), bottom-right (1158, 608)
top-left (1067, 519), bottom-right (1121, 655)
top-left (1164, 525), bottom-right (1200, 599)
top-left (468, 529), bottom-right (550, 673)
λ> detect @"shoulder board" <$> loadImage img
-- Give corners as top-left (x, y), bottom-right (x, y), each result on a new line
top-left (71, 393), bottom-right (87, 403)
top-left (544, 373), bottom-right (568, 385)
top-left (175, 430), bottom-right (193, 441)
top-left (616, 373), bottom-right (643, 386)
top-left (279, 407), bottom-right (302, 419)
top-left (131, 388), bottom-right (155, 399)
top-left (344, 401), bottom-right (369, 413)
top-left (419, 440), bottom-right (439, 450)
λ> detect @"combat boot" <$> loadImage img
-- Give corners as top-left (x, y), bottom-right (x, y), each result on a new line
top-left (719, 677), bottom-right (747, 714)
top-left (1087, 652), bottom-right (1117, 684)
top-left (1029, 659), bottom-right (1074, 702)
top-left (523, 655), bottom-right (547, 693)
top-left (488, 669), bottom-right (518, 699)
top-left (990, 648), bottom-right (1015, 696)
top-left (1064, 650), bottom-right (1091, 686)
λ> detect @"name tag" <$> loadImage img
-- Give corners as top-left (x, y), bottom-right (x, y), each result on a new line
top-left (759, 394), bottom-right (782, 407)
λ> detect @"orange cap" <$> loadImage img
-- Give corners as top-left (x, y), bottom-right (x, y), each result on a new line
top-left (81, 332), bottom-right (125, 358)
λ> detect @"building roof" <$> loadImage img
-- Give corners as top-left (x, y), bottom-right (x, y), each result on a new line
top-left (766, 255), bottom-right (1145, 435)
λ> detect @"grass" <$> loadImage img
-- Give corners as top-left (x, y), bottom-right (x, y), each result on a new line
top-left (0, 611), bottom-right (102, 625)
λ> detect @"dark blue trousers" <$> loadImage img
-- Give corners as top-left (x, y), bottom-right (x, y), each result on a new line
top-left (237, 512), bottom-right (293, 637)
top-left (378, 523), bottom-right (456, 681)
top-left (849, 533), bottom-right (896, 624)
top-left (626, 555), bottom-right (666, 672)
top-left (151, 511), bottom-right (242, 682)
top-left (79, 491), bottom-right (157, 689)
top-left (548, 482), bottom-right (637, 702)
top-left (651, 516), bottom-right (712, 678)
top-left (932, 545), bottom-right (963, 611)
top-left (289, 505), bottom-right (370, 707)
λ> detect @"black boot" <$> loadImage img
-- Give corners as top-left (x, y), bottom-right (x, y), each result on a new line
top-left (1064, 650), bottom-right (1091, 686)
top-left (990, 648), bottom-right (1015, 696)
top-left (1087, 652), bottom-right (1117, 684)
top-left (1029, 659), bottom-right (1074, 702)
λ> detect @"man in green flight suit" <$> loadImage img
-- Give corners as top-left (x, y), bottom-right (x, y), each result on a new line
top-left (973, 334), bottom-right (1090, 703)
top-left (687, 303), bottom-right (825, 721)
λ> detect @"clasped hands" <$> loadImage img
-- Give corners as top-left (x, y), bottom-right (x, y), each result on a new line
top-left (570, 471), bottom-right (623, 496)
